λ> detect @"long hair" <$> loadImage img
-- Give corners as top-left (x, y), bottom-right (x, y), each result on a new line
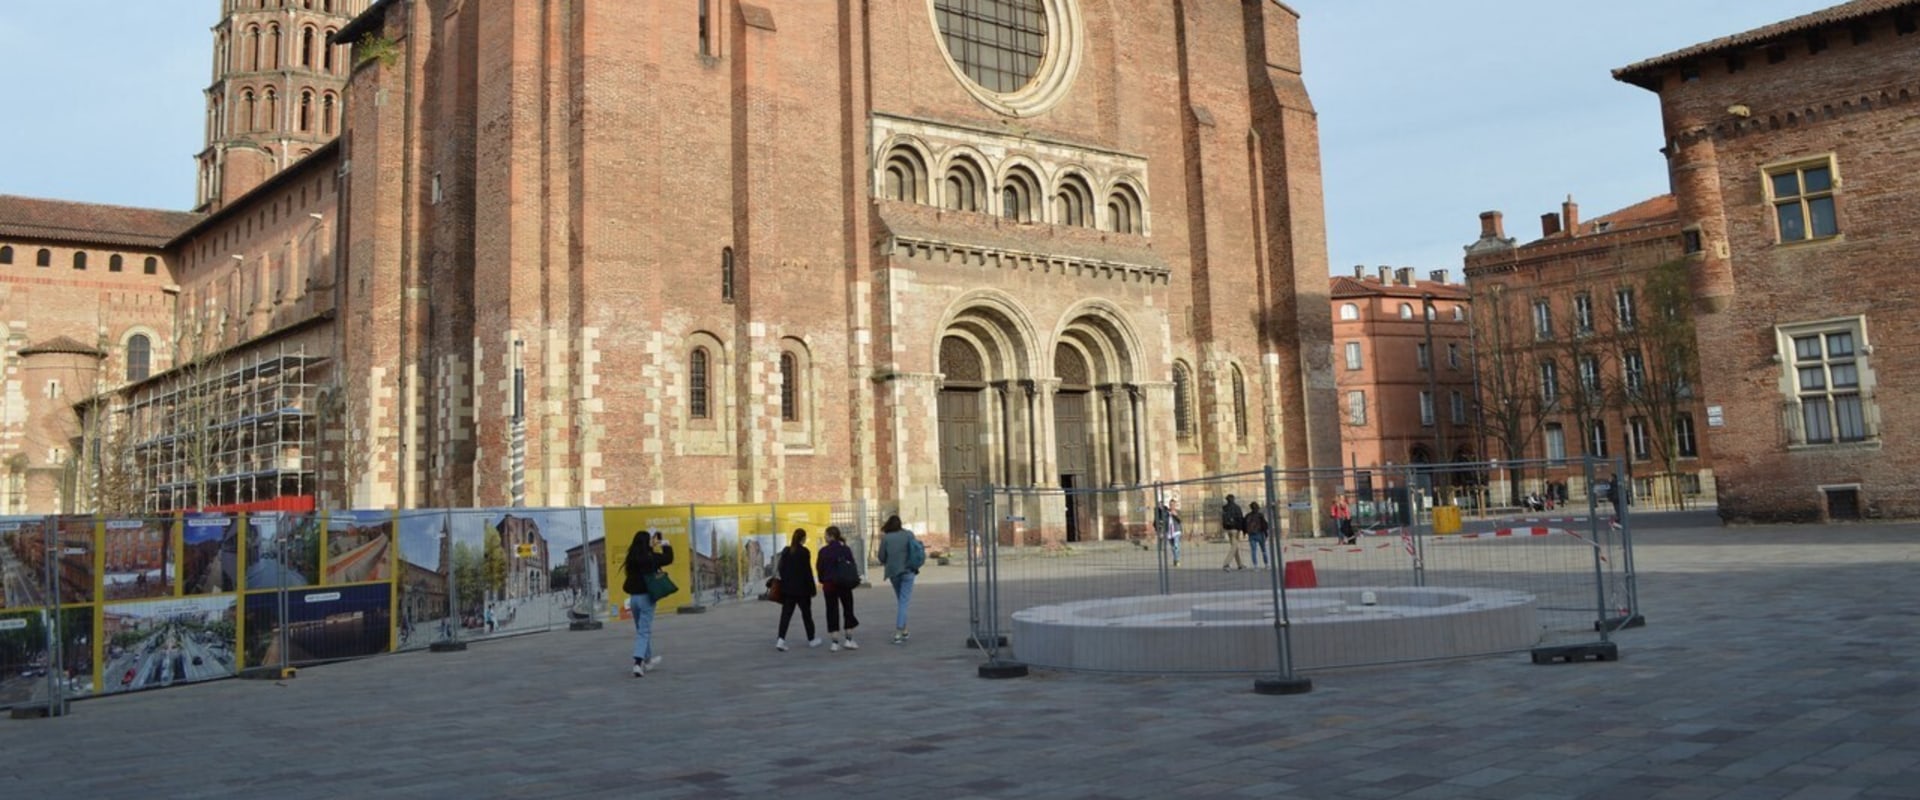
top-left (622, 531), bottom-right (650, 573)
top-left (789, 527), bottom-right (808, 549)
top-left (882, 514), bottom-right (903, 533)
top-left (825, 525), bottom-right (845, 543)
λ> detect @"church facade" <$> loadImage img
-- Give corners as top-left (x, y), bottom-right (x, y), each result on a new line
top-left (7, 1), bottom-right (1338, 545)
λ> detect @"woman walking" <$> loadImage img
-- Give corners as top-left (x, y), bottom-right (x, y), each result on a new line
top-left (876, 515), bottom-right (918, 644)
top-left (774, 528), bottom-right (821, 651)
top-left (816, 526), bottom-right (862, 651)
top-left (1244, 501), bottom-right (1271, 568)
top-left (622, 530), bottom-right (673, 677)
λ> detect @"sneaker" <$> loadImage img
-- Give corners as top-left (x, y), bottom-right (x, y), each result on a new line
top-left (843, 638), bottom-right (859, 650)
top-left (632, 663), bottom-right (646, 678)
top-left (829, 641), bottom-right (842, 652)
top-left (775, 638), bottom-right (788, 652)
top-left (900, 630), bottom-right (910, 641)
top-left (890, 632), bottom-right (905, 645)
top-left (645, 656), bottom-right (664, 670)
top-left (808, 638), bottom-right (824, 648)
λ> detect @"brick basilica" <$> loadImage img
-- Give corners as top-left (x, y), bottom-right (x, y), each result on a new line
top-left (0, 1), bottom-right (1338, 545)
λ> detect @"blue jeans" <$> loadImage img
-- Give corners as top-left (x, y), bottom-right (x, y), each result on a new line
top-left (890, 572), bottom-right (917, 630)
top-left (1167, 537), bottom-right (1182, 564)
top-left (629, 594), bottom-right (657, 661)
top-left (1247, 535), bottom-right (1269, 567)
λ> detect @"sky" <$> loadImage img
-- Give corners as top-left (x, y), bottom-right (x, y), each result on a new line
top-left (0, 0), bottom-right (1849, 278)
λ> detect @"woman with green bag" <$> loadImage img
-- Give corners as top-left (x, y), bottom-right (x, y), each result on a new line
top-left (622, 530), bottom-right (674, 677)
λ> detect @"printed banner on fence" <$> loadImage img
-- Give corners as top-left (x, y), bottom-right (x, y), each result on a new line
top-left (605, 506), bottom-right (694, 617)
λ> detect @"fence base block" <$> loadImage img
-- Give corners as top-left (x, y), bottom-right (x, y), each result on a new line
top-left (238, 666), bottom-right (296, 680)
top-left (9, 700), bottom-right (69, 719)
top-left (1531, 641), bottom-right (1619, 664)
top-left (1597, 614), bottom-right (1646, 632)
top-left (568, 619), bottom-right (604, 631)
top-left (429, 640), bottom-right (469, 653)
top-left (1253, 677), bottom-right (1314, 695)
top-left (978, 660), bottom-right (1029, 679)
top-left (675, 604), bottom-right (709, 615)
top-left (965, 634), bottom-right (1010, 650)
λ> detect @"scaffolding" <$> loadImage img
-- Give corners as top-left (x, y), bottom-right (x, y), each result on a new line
top-left (123, 344), bottom-right (329, 513)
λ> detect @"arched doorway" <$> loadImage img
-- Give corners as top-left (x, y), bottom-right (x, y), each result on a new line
top-left (1054, 343), bottom-right (1093, 542)
top-left (1051, 308), bottom-right (1143, 542)
top-left (936, 301), bottom-right (1037, 543)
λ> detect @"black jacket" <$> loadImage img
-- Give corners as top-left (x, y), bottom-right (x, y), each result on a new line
top-left (777, 545), bottom-right (817, 599)
top-left (621, 541), bottom-right (674, 596)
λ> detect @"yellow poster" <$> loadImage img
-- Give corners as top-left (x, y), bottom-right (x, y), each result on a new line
top-left (604, 506), bottom-right (695, 617)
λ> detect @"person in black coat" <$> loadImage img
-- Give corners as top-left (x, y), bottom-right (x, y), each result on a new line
top-left (815, 526), bottom-right (862, 651)
top-left (622, 530), bottom-right (673, 677)
top-left (774, 528), bottom-right (820, 651)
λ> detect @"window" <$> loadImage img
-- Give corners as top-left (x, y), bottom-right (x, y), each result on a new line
top-left (1452, 306), bottom-right (1464, 322)
top-left (689, 348), bottom-right (711, 419)
top-left (1054, 174), bottom-right (1093, 228)
top-left (73, 251), bottom-right (87, 271)
top-left (1615, 288), bottom-right (1638, 329)
top-left (882, 147), bottom-right (926, 203)
top-left (1768, 160), bottom-right (1839, 242)
top-left (720, 247), bottom-right (735, 303)
top-left (932, 0), bottom-right (1048, 93)
top-left (1344, 342), bottom-right (1362, 371)
top-left (322, 94), bottom-right (336, 135)
top-left (1573, 293), bottom-right (1594, 334)
top-left (1001, 167), bottom-right (1039, 223)
top-left (301, 27), bottom-right (315, 67)
top-left (109, 254), bottom-right (124, 272)
top-left (0, 246), bottom-right (11, 264)
top-left (1540, 360), bottom-right (1559, 403)
top-left (36, 248), bottom-right (49, 267)
top-left (1544, 424), bottom-right (1566, 464)
top-left (1346, 390), bottom-right (1367, 426)
top-left (943, 159), bottom-right (981, 212)
top-left (779, 352), bottom-right (798, 422)
top-left (1533, 299), bottom-right (1553, 339)
top-left (1231, 366), bottom-right (1248, 443)
top-left (1450, 391), bottom-right (1466, 425)
top-left (1578, 355), bottom-right (1601, 394)
top-left (1418, 391), bottom-right (1435, 427)
top-left (698, 0), bottom-right (711, 55)
top-left (1398, 303), bottom-right (1413, 320)
top-left (1416, 342), bottom-right (1430, 370)
top-left (298, 90), bottom-right (313, 132)
top-left (1789, 327), bottom-right (1869, 444)
top-left (126, 334), bottom-right (151, 382)
top-left (323, 30), bottom-right (337, 72)
top-left (144, 256), bottom-right (159, 275)
top-left (1106, 185), bottom-right (1142, 234)
top-left (1629, 417), bottom-right (1651, 460)
top-left (1447, 342), bottom-right (1461, 369)
top-left (1623, 350), bottom-right (1646, 396)
top-left (1676, 413), bottom-right (1698, 458)
top-left (1338, 303), bottom-right (1359, 321)
top-left (1587, 420), bottom-right (1609, 457)
top-left (1682, 228), bottom-right (1703, 254)
top-left (1173, 362), bottom-right (1194, 440)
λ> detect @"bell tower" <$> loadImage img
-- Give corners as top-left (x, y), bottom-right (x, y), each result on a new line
top-left (196, 0), bottom-right (366, 212)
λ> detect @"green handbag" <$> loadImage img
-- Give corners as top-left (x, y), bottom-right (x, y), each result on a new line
top-left (643, 571), bottom-right (679, 602)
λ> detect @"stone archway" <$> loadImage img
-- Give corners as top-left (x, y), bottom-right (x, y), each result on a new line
top-left (937, 302), bottom-right (1038, 544)
top-left (1051, 308), bottom-right (1143, 542)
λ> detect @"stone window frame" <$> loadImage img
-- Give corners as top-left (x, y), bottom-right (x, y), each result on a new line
top-left (682, 331), bottom-right (732, 456)
top-left (1763, 154), bottom-right (1841, 245)
top-left (1229, 362), bottom-right (1249, 446)
top-left (123, 329), bottom-right (158, 383)
top-left (871, 116), bottom-right (1150, 235)
top-left (880, 142), bottom-right (931, 204)
top-left (1053, 170), bottom-right (1094, 228)
top-left (998, 161), bottom-right (1043, 223)
top-left (1106, 181), bottom-right (1145, 235)
top-left (925, 0), bottom-right (1084, 118)
top-left (778, 338), bottom-right (814, 450)
top-left (1776, 316), bottom-right (1878, 449)
top-left (1172, 359), bottom-right (1196, 445)
top-left (941, 152), bottom-right (987, 212)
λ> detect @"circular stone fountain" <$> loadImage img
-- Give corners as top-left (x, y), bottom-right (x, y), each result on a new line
top-left (1009, 587), bottom-right (1538, 673)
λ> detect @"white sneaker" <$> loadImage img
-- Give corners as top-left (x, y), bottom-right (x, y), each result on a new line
top-left (631, 663), bottom-right (646, 677)
top-left (645, 656), bottom-right (664, 670)
top-left (775, 638), bottom-right (788, 651)
top-left (808, 638), bottom-right (824, 648)
top-left (829, 641), bottom-right (842, 652)
top-left (843, 638), bottom-right (859, 650)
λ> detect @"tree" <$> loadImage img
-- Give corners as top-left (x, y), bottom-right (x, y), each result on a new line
top-left (482, 530), bottom-right (507, 600)
top-left (1610, 259), bottom-right (1702, 507)
top-left (1468, 282), bottom-right (1551, 504)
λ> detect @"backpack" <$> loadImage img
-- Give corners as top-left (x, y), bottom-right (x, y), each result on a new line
top-left (905, 535), bottom-right (927, 571)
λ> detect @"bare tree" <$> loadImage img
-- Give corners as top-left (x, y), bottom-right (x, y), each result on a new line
top-left (1609, 259), bottom-right (1701, 508)
top-left (1469, 282), bottom-right (1551, 504)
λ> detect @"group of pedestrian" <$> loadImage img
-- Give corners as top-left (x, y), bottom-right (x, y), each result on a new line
top-left (1158, 493), bottom-right (1273, 569)
top-left (618, 513), bottom-right (925, 677)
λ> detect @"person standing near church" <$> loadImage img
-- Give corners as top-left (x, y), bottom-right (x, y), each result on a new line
top-left (1220, 493), bottom-right (1246, 571)
top-left (773, 528), bottom-right (821, 651)
top-left (1244, 502), bottom-right (1271, 568)
top-left (816, 526), bottom-right (861, 651)
top-left (622, 530), bottom-right (672, 677)
top-left (877, 515), bottom-right (918, 644)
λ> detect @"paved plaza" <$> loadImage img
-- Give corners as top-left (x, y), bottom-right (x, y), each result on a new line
top-left (2, 515), bottom-right (1917, 799)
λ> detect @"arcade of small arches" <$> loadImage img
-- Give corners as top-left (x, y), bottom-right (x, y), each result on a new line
top-left (933, 299), bottom-right (1161, 543)
top-left (877, 139), bottom-right (1147, 235)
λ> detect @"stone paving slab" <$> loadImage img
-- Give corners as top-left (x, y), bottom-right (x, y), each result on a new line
top-left (1, 519), bottom-right (1917, 798)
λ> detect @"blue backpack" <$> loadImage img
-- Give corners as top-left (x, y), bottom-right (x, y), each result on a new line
top-left (905, 534), bottom-right (927, 571)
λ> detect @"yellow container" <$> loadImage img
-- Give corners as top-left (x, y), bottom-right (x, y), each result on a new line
top-left (1432, 505), bottom-right (1462, 535)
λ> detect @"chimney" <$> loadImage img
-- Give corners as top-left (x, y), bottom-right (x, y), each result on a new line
top-left (1562, 196), bottom-right (1580, 235)
top-left (1541, 212), bottom-right (1562, 238)
top-left (1395, 267), bottom-right (1415, 286)
top-left (1377, 266), bottom-right (1391, 284)
top-left (1353, 265), bottom-right (1365, 279)
top-left (1478, 211), bottom-right (1505, 240)
top-left (1429, 269), bottom-right (1448, 284)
